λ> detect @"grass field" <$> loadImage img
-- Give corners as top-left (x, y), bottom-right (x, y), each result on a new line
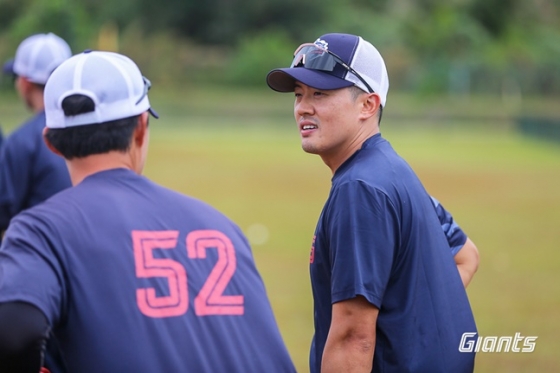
top-left (1, 87), bottom-right (559, 372)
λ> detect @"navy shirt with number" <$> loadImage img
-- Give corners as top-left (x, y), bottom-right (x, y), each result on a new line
top-left (0, 111), bottom-right (71, 232)
top-left (0, 168), bottom-right (295, 373)
top-left (309, 134), bottom-right (477, 373)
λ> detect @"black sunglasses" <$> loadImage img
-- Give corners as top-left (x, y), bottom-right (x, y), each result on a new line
top-left (135, 76), bottom-right (152, 105)
top-left (291, 43), bottom-right (374, 94)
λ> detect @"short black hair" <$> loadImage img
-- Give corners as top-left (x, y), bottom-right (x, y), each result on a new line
top-left (45, 94), bottom-right (140, 159)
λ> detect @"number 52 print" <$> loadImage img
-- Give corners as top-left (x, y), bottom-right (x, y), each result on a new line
top-left (132, 230), bottom-right (244, 318)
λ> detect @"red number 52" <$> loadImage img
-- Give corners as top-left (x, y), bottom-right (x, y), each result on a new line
top-left (132, 229), bottom-right (244, 318)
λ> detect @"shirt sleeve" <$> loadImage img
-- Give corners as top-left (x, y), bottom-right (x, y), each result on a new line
top-left (430, 197), bottom-right (467, 256)
top-left (326, 181), bottom-right (398, 308)
top-left (0, 213), bottom-right (65, 326)
top-left (0, 301), bottom-right (49, 373)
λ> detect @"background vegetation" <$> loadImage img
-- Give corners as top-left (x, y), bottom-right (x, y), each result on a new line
top-left (1, 0), bottom-right (560, 96)
top-left (1, 1), bottom-right (559, 372)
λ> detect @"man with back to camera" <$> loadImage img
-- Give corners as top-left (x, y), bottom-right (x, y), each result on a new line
top-left (266, 33), bottom-right (477, 372)
top-left (0, 50), bottom-right (296, 373)
top-left (0, 33), bottom-right (72, 240)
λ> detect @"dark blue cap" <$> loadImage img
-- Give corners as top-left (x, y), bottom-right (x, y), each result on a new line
top-left (2, 58), bottom-right (15, 76)
top-left (266, 33), bottom-right (390, 106)
top-left (266, 33), bottom-right (360, 92)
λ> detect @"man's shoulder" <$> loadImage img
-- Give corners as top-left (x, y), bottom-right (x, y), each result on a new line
top-left (72, 171), bottom-right (234, 223)
top-left (331, 148), bottom-right (426, 211)
top-left (2, 114), bottom-right (44, 150)
top-left (13, 112), bottom-right (45, 134)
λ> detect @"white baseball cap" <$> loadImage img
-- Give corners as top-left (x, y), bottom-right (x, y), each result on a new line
top-left (3, 33), bottom-right (71, 84)
top-left (267, 33), bottom-right (389, 107)
top-left (44, 50), bottom-right (159, 129)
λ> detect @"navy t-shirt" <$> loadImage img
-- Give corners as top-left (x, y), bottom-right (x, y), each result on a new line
top-left (0, 168), bottom-right (295, 373)
top-left (0, 111), bottom-right (71, 232)
top-left (309, 134), bottom-right (477, 373)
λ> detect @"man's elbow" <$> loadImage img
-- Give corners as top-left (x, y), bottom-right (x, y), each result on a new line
top-left (455, 238), bottom-right (479, 287)
top-left (465, 238), bottom-right (480, 274)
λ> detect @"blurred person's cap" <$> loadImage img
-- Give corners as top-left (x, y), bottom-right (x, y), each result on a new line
top-left (266, 33), bottom-right (389, 106)
top-left (3, 33), bottom-right (71, 84)
top-left (45, 50), bottom-right (159, 128)
top-left (2, 59), bottom-right (15, 75)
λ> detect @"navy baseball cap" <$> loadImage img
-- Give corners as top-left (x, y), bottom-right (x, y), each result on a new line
top-left (266, 33), bottom-right (389, 106)
top-left (2, 59), bottom-right (15, 76)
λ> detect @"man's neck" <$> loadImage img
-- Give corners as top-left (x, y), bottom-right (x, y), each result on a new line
top-left (323, 127), bottom-right (380, 174)
top-left (65, 152), bottom-right (137, 186)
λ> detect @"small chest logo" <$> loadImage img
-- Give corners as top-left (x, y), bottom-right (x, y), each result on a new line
top-left (309, 235), bottom-right (316, 264)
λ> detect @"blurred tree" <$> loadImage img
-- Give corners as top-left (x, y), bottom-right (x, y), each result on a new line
top-left (226, 29), bottom-right (294, 86)
top-left (352, 0), bottom-right (390, 12)
top-left (79, 0), bottom-right (139, 29)
top-left (4, 0), bottom-right (91, 51)
top-left (469, 0), bottom-right (517, 38)
top-left (1, 0), bottom-right (558, 94)
top-left (0, 0), bottom-right (31, 33)
top-left (135, 0), bottom-right (329, 45)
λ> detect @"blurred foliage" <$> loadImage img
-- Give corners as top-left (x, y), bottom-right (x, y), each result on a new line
top-left (0, 0), bottom-right (559, 96)
top-left (225, 29), bottom-right (294, 86)
top-left (134, 0), bottom-right (330, 45)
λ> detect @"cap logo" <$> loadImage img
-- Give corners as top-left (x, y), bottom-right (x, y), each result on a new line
top-left (314, 38), bottom-right (329, 51)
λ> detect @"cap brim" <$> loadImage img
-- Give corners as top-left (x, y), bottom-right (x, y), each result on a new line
top-left (266, 68), bottom-right (354, 92)
top-left (2, 59), bottom-right (15, 76)
top-left (148, 107), bottom-right (159, 119)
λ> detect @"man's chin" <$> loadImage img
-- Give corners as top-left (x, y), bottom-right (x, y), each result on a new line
top-left (301, 144), bottom-right (320, 155)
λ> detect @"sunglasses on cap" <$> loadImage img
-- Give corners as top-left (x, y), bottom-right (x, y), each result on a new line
top-left (135, 76), bottom-right (152, 105)
top-left (291, 43), bottom-right (374, 94)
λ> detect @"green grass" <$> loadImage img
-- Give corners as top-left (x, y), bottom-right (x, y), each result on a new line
top-left (2, 88), bottom-right (560, 372)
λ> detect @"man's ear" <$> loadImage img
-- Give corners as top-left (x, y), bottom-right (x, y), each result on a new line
top-left (42, 127), bottom-right (63, 156)
top-left (359, 93), bottom-right (382, 121)
top-left (15, 76), bottom-right (30, 96)
top-left (133, 112), bottom-right (149, 147)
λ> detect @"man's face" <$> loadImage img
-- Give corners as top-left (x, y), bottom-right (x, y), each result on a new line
top-left (293, 83), bottom-right (365, 166)
top-left (14, 75), bottom-right (31, 110)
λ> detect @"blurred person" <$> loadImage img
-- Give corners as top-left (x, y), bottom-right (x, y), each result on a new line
top-left (0, 50), bottom-right (296, 373)
top-left (266, 33), bottom-right (477, 373)
top-left (0, 33), bottom-right (72, 239)
top-left (1, 32), bottom-right (72, 373)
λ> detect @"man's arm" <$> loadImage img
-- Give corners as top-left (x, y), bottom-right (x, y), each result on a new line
top-left (454, 238), bottom-right (479, 287)
top-left (430, 196), bottom-right (479, 287)
top-left (0, 301), bottom-right (49, 373)
top-left (322, 295), bottom-right (378, 373)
